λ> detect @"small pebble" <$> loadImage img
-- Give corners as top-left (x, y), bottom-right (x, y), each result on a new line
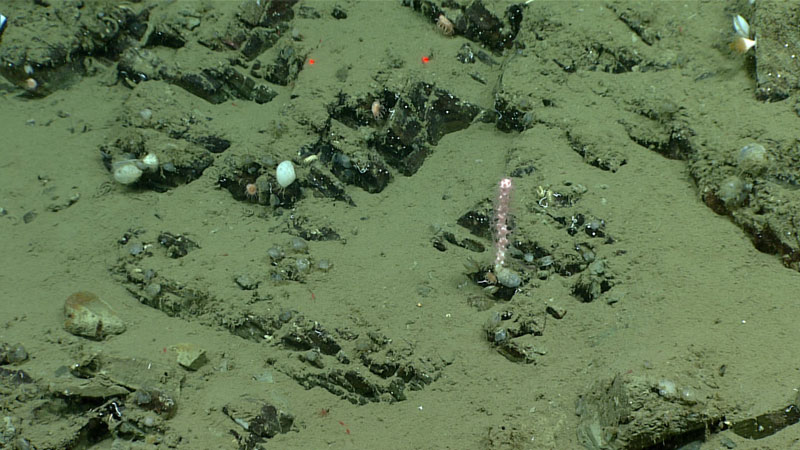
top-left (128, 241), bottom-right (145, 256)
top-left (142, 283), bottom-right (161, 300)
top-left (0, 343), bottom-right (28, 364)
top-left (290, 237), bottom-right (308, 253)
top-left (235, 274), bottom-right (259, 290)
top-left (267, 246), bottom-right (284, 261)
top-left (295, 258), bottom-right (310, 273)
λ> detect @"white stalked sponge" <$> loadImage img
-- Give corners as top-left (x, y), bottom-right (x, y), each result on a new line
top-left (276, 160), bottom-right (296, 188)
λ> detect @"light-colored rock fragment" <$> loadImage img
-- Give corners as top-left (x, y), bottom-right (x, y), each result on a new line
top-left (172, 343), bottom-right (207, 371)
top-left (63, 291), bottom-right (126, 340)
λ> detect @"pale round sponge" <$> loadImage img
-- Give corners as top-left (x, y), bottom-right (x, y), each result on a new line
top-left (276, 160), bottom-right (296, 188)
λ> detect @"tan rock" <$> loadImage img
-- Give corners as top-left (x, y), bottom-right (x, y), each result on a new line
top-left (63, 291), bottom-right (126, 340)
top-left (171, 343), bottom-right (207, 371)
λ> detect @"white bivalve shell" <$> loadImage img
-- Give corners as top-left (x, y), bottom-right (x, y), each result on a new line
top-left (733, 15), bottom-right (750, 38)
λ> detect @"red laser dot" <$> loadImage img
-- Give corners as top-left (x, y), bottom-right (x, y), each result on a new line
top-left (308, 58), bottom-right (315, 65)
top-left (421, 56), bottom-right (430, 64)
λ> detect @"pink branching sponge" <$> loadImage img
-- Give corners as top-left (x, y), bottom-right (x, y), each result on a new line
top-left (492, 177), bottom-right (521, 288)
